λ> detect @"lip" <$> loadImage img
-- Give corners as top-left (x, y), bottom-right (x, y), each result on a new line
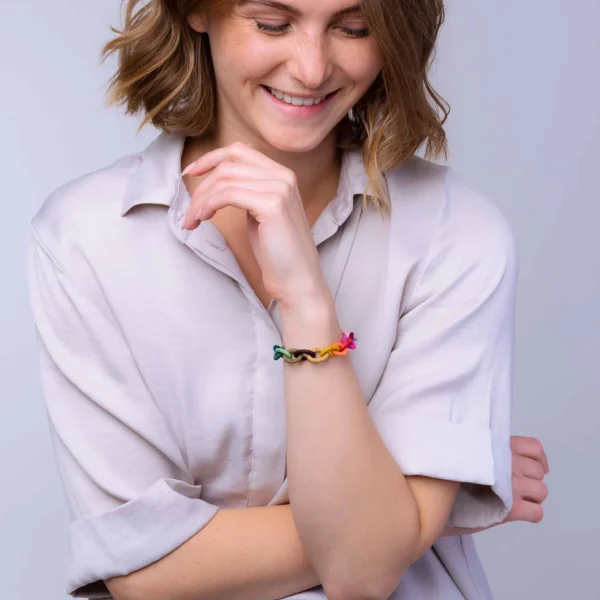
top-left (261, 85), bottom-right (338, 118)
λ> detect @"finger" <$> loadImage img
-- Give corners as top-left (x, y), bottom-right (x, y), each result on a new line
top-left (186, 186), bottom-right (279, 228)
top-left (510, 435), bottom-right (550, 474)
top-left (182, 141), bottom-right (284, 177)
top-left (188, 162), bottom-right (279, 208)
top-left (513, 473), bottom-right (549, 504)
top-left (182, 180), bottom-right (281, 229)
top-left (513, 455), bottom-right (546, 480)
top-left (507, 498), bottom-right (544, 524)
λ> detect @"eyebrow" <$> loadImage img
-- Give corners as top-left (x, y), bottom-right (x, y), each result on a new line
top-left (238, 0), bottom-right (362, 18)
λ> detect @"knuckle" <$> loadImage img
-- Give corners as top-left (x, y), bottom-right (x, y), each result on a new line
top-left (276, 180), bottom-right (290, 196)
top-left (216, 185), bottom-right (234, 201)
top-left (214, 180), bottom-right (231, 194)
top-left (222, 184), bottom-right (238, 196)
top-left (530, 438), bottom-right (544, 455)
top-left (523, 437), bottom-right (543, 455)
top-left (266, 193), bottom-right (284, 212)
top-left (284, 169), bottom-right (297, 187)
top-left (533, 463), bottom-right (546, 480)
top-left (231, 142), bottom-right (246, 156)
top-left (216, 161), bottom-right (233, 177)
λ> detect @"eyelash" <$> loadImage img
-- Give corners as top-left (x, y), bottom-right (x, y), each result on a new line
top-left (255, 21), bottom-right (370, 39)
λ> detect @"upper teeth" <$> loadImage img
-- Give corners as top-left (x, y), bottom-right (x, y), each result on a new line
top-left (268, 87), bottom-right (326, 106)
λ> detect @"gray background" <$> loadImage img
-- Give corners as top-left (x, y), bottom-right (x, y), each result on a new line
top-left (2, 1), bottom-right (598, 598)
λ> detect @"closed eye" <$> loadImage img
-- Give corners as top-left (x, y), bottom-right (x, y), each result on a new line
top-left (254, 21), bottom-right (370, 38)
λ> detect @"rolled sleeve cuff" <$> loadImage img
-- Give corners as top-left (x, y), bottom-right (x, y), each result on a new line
top-left (66, 477), bottom-right (221, 598)
top-left (373, 414), bottom-right (513, 529)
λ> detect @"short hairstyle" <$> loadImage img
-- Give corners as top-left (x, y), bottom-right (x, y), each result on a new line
top-left (101, 0), bottom-right (450, 216)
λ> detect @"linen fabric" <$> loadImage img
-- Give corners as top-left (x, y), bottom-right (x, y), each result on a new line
top-left (27, 131), bottom-right (518, 599)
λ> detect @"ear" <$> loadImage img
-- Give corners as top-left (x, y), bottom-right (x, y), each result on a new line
top-left (187, 12), bottom-right (208, 34)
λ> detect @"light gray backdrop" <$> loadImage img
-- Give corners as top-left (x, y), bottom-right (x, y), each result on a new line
top-left (2, 1), bottom-right (598, 598)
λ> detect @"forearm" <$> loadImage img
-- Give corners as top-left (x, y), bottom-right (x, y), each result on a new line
top-left (109, 506), bottom-right (474, 600)
top-left (108, 504), bottom-right (321, 600)
top-left (280, 301), bottom-right (420, 599)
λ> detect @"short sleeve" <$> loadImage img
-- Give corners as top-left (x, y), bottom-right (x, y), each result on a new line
top-left (369, 169), bottom-right (519, 529)
top-left (27, 228), bottom-right (221, 598)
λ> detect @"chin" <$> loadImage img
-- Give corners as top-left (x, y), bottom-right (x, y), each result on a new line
top-left (257, 129), bottom-right (334, 154)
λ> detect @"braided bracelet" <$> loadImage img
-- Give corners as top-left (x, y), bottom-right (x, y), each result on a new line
top-left (273, 331), bottom-right (357, 364)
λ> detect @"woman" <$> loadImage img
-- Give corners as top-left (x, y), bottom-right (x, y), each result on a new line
top-left (27, 0), bottom-right (549, 598)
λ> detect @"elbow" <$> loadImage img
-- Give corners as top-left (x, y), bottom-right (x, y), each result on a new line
top-left (105, 571), bottom-right (168, 600)
top-left (104, 575), bottom-right (139, 600)
top-left (325, 534), bottom-right (419, 600)
top-left (324, 561), bottom-right (411, 600)
top-left (325, 585), bottom-right (381, 600)
top-left (326, 577), bottom-right (403, 600)
top-left (324, 504), bottom-right (423, 600)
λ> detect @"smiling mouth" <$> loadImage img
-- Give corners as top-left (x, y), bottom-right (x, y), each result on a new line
top-left (261, 85), bottom-right (338, 106)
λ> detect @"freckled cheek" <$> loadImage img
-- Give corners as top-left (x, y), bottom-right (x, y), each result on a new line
top-left (211, 47), bottom-right (274, 88)
top-left (237, 49), bottom-right (283, 82)
top-left (340, 49), bottom-right (381, 85)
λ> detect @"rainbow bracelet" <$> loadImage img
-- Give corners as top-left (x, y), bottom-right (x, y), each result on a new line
top-left (273, 331), bottom-right (357, 364)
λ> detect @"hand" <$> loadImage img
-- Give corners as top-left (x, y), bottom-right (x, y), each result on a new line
top-left (503, 435), bottom-right (550, 524)
top-left (181, 142), bottom-right (330, 310)
top-left (440, 435), bottom-right (549, 538)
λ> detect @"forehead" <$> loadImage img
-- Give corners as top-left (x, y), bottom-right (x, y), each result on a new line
top-left (235, 0), bottom-right (363, 17)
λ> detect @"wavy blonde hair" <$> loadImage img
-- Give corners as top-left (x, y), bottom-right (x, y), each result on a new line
top-left (101, 0), bottom-right (450, 216)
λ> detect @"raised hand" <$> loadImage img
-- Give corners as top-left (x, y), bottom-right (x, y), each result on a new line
top-left (181, 142), bottom-right (329, 311)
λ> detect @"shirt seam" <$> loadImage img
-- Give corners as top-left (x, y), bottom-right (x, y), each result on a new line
top-left (30, 224), bottom-right (69, 277)
top-left (398, 165), bottom-right (451, 319)
top-left (29, 225), bottom-right (192, 475)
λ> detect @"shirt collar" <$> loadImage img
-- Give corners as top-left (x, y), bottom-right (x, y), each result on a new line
top-left (120, 130), bottom-right (373, 224)
top-left (120, 131), bottom-right (186, 217)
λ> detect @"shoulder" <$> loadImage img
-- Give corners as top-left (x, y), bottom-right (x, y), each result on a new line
top-left (385, 156), bottom-right (518, 271)
top-left (30, 152), bottom-right (142, 262)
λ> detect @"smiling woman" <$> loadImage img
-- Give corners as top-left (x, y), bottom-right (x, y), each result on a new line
top-left (101, 0), bottom-right (448, 216)
top-left (27, 0), bottom-right (550, 599)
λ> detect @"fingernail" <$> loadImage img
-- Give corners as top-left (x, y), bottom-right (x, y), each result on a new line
top-left (182, 163), bottom-right (194, 176)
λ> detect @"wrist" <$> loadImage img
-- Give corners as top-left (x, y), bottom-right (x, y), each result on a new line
top-left (279, 299), bottom-right (342, 350)
top-left (278, 284), bottom-right (334, 322)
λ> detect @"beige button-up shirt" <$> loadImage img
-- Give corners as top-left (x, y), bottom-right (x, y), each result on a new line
top-left (28, 131), bottom-right (518, 599)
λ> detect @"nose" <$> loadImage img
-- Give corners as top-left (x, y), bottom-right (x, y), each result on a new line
top-left (287, 33), bottom-right (333, 91)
